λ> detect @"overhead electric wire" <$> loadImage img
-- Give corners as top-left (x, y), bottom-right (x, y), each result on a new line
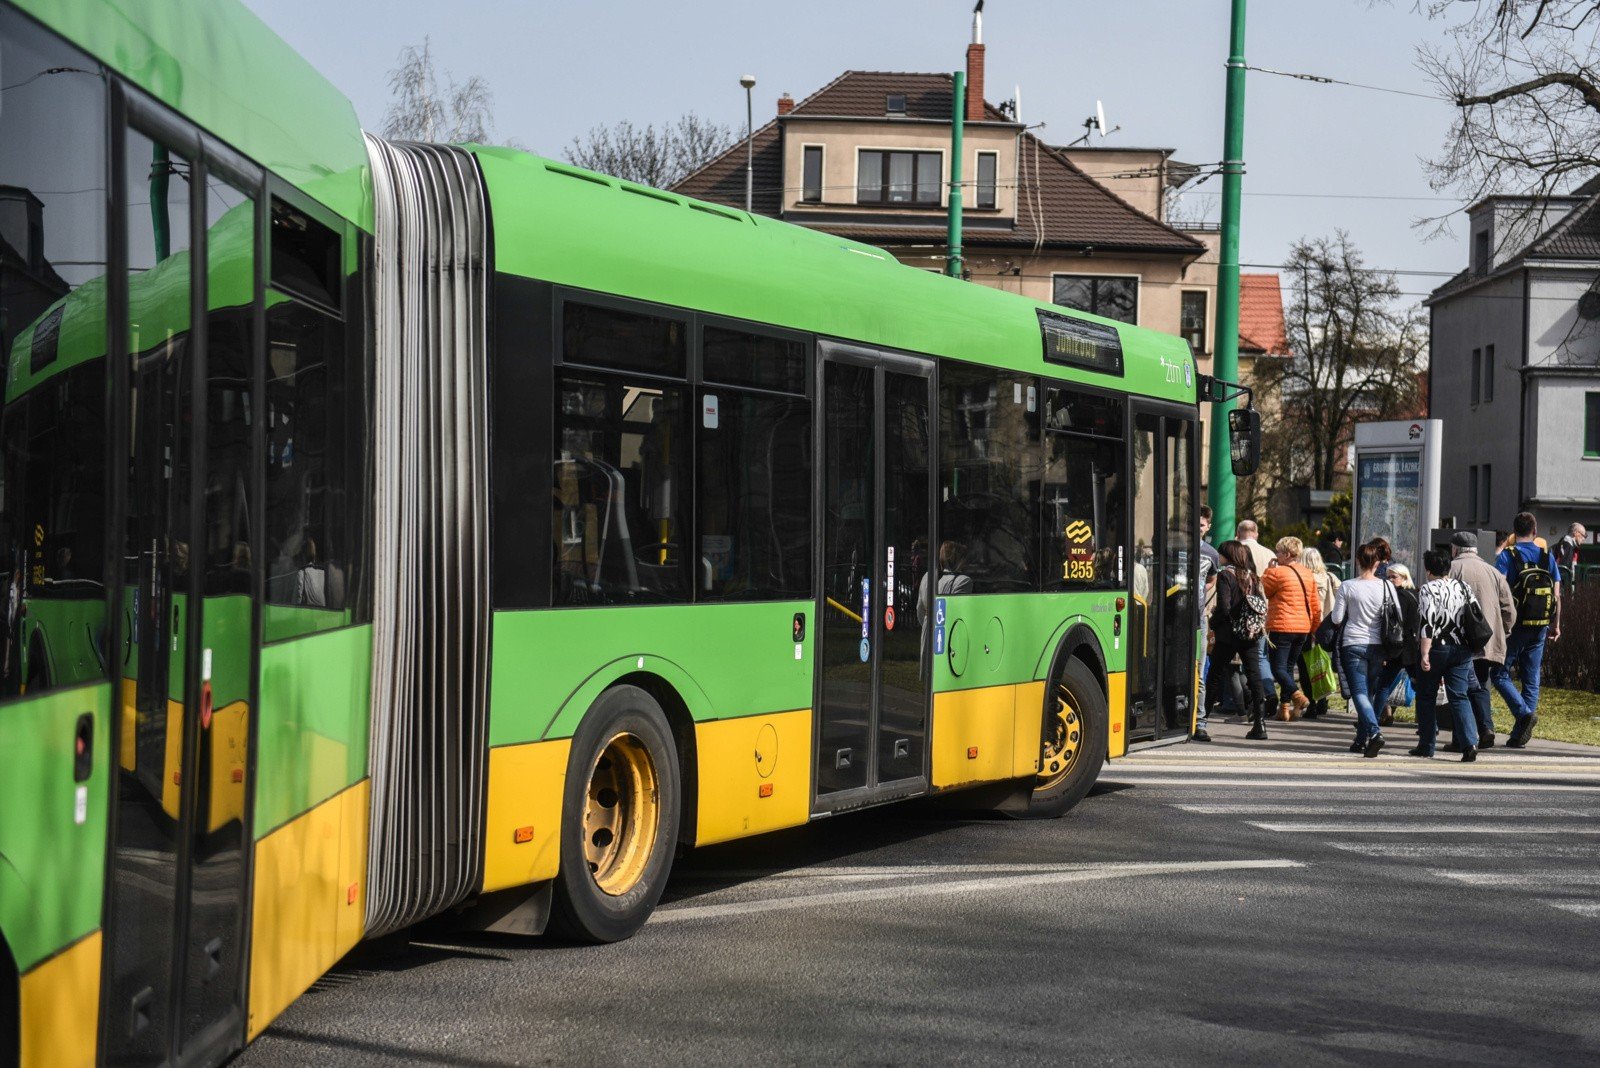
top-left (1243, 64), bottom-right (1448, 102)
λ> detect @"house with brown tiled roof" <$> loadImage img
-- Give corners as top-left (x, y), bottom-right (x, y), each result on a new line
top-left (672, 38), bottom-right (1240, 474)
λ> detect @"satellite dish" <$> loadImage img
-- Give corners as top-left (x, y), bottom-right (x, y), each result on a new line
top-left (1580, 290), bottom-right (1600, 321)
top-left (1095, 100), bottom-right (1108, 138)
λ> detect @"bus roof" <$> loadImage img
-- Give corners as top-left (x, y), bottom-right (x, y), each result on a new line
top-left (475, 147), bottom-right (1198, 404)
top-left (15, 0), bottom-right (370, 228)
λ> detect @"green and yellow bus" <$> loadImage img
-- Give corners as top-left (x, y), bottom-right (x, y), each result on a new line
top-left (0, 2), bottom-right (1257, 1064)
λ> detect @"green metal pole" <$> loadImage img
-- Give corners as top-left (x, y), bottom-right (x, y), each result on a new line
top-left (1208, 0), bottom-right (1246, 538)
top-left (947, 70), bottom-right (965, 278)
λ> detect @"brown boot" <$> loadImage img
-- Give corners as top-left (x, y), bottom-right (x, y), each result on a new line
top-left (1276, 702), bottom-right (1293, 721)
top-left (1290, 692), bottom-right (1309, 719)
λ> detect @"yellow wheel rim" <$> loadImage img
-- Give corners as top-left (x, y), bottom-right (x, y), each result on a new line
top-left (582, 732), bottom-right (661, 897)
top-left (1036, 685), bottom-right (1083, 792)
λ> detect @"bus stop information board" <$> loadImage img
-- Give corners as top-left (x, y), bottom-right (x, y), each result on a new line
top-left (1351, 419), bottom-right (1442, 571)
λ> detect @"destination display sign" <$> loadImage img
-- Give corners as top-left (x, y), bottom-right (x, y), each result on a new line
top-left (1037, 309), bottom-right (1124, 376)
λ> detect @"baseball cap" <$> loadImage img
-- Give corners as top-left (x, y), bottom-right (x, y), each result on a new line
top-left (1449, 531), bottom-right (1478, 548)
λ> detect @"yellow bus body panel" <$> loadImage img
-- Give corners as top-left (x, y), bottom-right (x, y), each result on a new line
top-left (1011, 680), bottom-right (1045, 777)
top-left (480, 739), bottom-right (571, 893)
top-left (18, 930), bottom-right (101, 1068)
top-left (247, 779), bottom-right (368, 1040)
top-left (694, 709), bottom-right (812, 846)
top-left (1106, 672), bottom-right (1128, 758)
top-left (931, 684), bottom-right (1019, 788)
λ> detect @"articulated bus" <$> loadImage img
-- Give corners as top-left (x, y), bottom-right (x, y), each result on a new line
top-left (0, 2), bottom-right (1258, 1064)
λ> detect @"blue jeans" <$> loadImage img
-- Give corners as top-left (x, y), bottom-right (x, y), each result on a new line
top-left (1415, 643), bottom-right (1478, 753)
top-left (1197, 655), bottom-right (1210, 730)
top-left (1268, 632), bottom-right (1307, 707)
top-left (1492, 626), bottom-right (1548, 721)
top-left (1466, 661), bottom-right (1496, 739)
top-left (1255, 641), bottom-right (1273, 689)
top-left (1340, 643), bottom-right (1386, 742)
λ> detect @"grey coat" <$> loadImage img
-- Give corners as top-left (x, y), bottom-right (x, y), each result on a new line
top-left (1449, 552), bottom-right (1517, 664)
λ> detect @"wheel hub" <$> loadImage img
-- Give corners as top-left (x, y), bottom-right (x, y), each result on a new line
top-left (1036, 685), bottom-right (1083, 792)
top-left (582, 732), bottom-right (660, 896)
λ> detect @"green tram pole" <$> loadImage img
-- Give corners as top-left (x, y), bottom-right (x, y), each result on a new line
top-left (947, 70), bottom-right (965, 278)
top-left (1208, 0), bottom-right (1247, 539)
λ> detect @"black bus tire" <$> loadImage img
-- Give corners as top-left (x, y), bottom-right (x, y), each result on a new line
top-left (1012, 656), bottom-right (1108, 820)
top-left (549, 685), bottom-right (681, 943)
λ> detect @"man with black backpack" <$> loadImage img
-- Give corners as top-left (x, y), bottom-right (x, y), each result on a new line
top-left (1493, 511), bottom-right (1561, 747)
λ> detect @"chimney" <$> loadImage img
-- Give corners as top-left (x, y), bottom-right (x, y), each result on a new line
top-left (777, 93), bottom-right (794, 116)
top-left (966, 5), bottom-right (986, 122)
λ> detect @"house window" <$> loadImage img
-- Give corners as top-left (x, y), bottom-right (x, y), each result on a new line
top-left (1481, 465), bottom-right (1492, 523)
top-left (1585, 393), bottom-right (1600, 457)
top-left (975, 151), bottom-right (997, 209)
top-left (1483, 344), bottom-right (1495, 403)
top-left (857, 149), bottom-right (941, 205)
top-left (1468, 464), bottom-right (1479, 522)
top-left (886, 94), bottom-right (907, 116)
top-left (1052, 274), bottom-right (1139, 325)
top-left (1470, 347), bottom-right (1481, 405)
top-left (1180, 291), bottom-right (1208, 353)
top-left (1473, 230), bottom-right (1490, 273)
top-left (802, 145), bottom-right (823, 203)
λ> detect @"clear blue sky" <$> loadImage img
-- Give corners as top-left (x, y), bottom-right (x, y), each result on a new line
top-left (250, 0), bottom-right (1467, 297)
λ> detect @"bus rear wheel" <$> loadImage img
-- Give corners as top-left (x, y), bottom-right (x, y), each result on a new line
top-left (549, 685), bottom-right (681, 943)
top-left (1013, 657), bottom-right (1106, 820)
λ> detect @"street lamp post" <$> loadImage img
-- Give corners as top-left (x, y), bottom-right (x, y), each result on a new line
top-left (740, 74), bottom-right (757, 212)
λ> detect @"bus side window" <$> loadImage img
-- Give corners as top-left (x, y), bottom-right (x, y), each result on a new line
top-left (696, 327), bottom-right (811, 602)
top-left (1042, 387), bottom-right (1126, 591)
top-left (938, 362), bottom-right (1041, 594)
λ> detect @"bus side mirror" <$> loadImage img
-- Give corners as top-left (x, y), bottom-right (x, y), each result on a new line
top-left (1228, 407), bottom-right (1261, 478)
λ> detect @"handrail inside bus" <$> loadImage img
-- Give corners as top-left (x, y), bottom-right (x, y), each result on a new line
top-left (825, 596), bottom-right (863, 624)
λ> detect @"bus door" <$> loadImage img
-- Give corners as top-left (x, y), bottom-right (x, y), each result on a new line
top-left (814, 344), bottom-right (934, 806)
top-left (1125, 406), bottom-right (1199, 742)
top-left (104, 108), bottom-right (261, 1066)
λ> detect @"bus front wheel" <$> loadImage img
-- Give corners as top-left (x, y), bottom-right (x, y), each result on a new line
top-left (1014, 657), bottom-right (1107, 820)
top-left (549, 685), bottom-right (681, 943)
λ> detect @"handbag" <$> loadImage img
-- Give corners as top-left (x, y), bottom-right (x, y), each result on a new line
top-left (1301, 642), bottom-right (1336, 702)
top-left (1379, 581), bottom-right (1406, 659)
top-left (1458, 579), bottom-right (1493, 653)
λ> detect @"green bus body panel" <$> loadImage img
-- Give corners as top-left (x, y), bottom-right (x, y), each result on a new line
top-left (13, 0), bottom-right (371, 229)
top-left (0, 683), bottom-right (110, 972)
top-left (255, 625), bottom-right (371, 837)
top-left (488, 602), bottom-right (813, 746)
top-left (931, 592), bottom-right (1123, 693)
top-left (474, 149), bottom-right (1197, 404)
top-left (19, 598), bottom-right (108, 693)
top-left (203, 594), bottom-right (254, 709)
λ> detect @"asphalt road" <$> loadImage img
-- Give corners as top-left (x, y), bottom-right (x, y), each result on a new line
top-left (242, 712), bottom-right (1600, 1066)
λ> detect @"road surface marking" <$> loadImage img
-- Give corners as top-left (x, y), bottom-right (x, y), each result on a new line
top-left (651, 859), bottom-right (1304, 924)
top-left (1106, 778), bottom-right (1600, 791)
top-left (1173, 803), bottom-right (1597, 817)
top-left (676, 862), bottom-right (1198, 882)
top-left (1539, 899), bottom-right (1600, 918)
top-left (1430, 869), bottom-right (1600, 886)
top-left (1250, 821), bottom-right (1600, 834)
top-left (1328, 842), bottom-right (1600, 858)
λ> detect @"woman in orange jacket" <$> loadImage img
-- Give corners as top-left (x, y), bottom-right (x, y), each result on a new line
top-left (1262, 536), bottom-right (1323, 720)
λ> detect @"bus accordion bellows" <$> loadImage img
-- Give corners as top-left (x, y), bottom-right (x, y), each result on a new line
top-left (0, 2), bottom-right (1258, 1063)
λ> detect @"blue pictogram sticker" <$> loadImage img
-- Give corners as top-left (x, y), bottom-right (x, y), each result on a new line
top-left (859, 637), bottom-right (871, 662)
top-left (933, 597), bottom-right (946, 655)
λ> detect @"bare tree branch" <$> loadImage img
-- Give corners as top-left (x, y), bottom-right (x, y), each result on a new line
top-left (564, 114), bottom-right (735, 190)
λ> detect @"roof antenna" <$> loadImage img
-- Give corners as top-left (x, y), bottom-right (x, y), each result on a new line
top-left (1066, 99), bottom-right (1122, 146)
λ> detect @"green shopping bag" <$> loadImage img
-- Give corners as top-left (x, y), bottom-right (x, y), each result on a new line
top-left (1302, 643), bottom-right (1336, 702)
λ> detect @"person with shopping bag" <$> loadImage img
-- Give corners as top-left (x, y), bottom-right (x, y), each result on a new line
top-left (1411, 549), bottom-right (1490, 762)
top-left (1261, 536), bottom-right (1321, 720)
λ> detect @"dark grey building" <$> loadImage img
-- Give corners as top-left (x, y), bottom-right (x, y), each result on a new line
top-left (1426, 186), bottom-right (1600, 539)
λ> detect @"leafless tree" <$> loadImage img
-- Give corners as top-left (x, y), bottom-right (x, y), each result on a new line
top-left (383, 37), bottom-right (499, 144)
top-left (564, 114), bottom-right (735, 189)
top-left (1418, 1), bottom-right (1600, 229)
top-left (1251, 233), bottom-right (1426, 499)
